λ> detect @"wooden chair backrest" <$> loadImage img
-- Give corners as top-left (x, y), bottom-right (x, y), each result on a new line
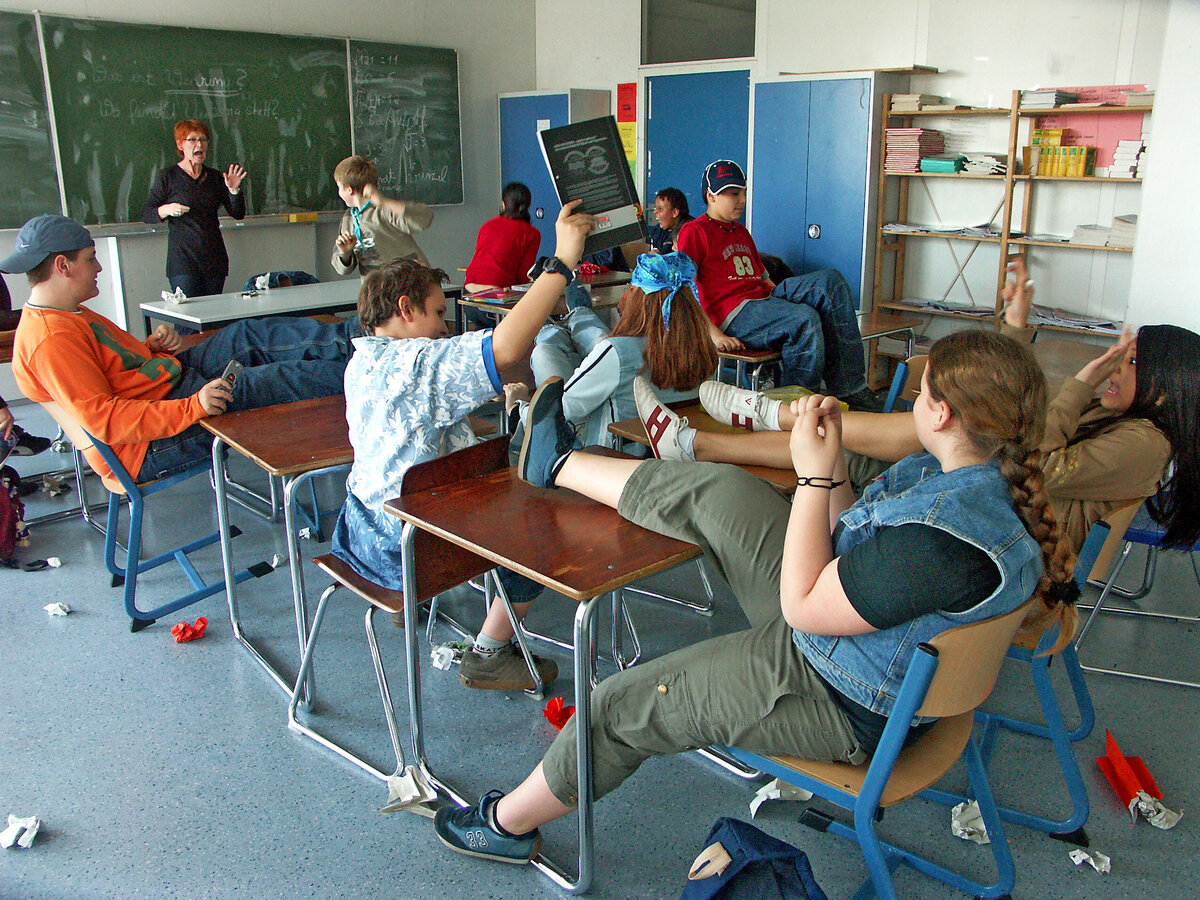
top-left (38, 401), bottom-right (94, 455)
top-left (898, 354), bottom-right (928, 407)
top-left (397, 436), bottom-right (511, 604)
top-left (915, 601), bottom-right (1032, 718)
top-left (1086, 500), bottom-right (1143, 583)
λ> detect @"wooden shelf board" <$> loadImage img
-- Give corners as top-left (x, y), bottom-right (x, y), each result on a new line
top-left (1010, 239), bottom-right (1133, 252)
top-left (1016, 175), bottom-right (1142, 183)
top-left (1019, 105), bottom-right (1152, 116)
top-left (890, 108), bottom-right (1010, 117)
top-left (878, 302), bottom-right (998, 322)
top-left (881, 230), bottom-right (1004, 244)
top-left (885, 171), bottom-right (1007, 179)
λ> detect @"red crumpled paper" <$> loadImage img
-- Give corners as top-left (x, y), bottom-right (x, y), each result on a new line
top-left (171, 616), bottom-right (208, 643)
top-left (543, 696), bottom-right (575, 730)
top-left (576, 261), bottom-right (607, 278)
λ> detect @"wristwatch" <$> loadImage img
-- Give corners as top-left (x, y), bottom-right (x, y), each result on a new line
top-left (539, 255), bottom-right (575, 283)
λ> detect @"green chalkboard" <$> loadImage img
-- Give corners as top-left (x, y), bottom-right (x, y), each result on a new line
top-left (350, 40), bottom-right (463, 205)
top-left (0, 12), bottom-right (59, 228)
top-left (41, 17), bottom-right (352, 225)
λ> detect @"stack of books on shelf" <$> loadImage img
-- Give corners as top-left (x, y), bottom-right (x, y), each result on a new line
top-left (1121, 89), bottom-right (1155, 107)
top-left (1071, 223), bottom-right (1111, 246)
top-left (919, 155), bottom-right (965, 173)
top-left (962, 152), bottom-right (1007, 175)
top-left (1026, 306), bottom-right (1120, 334)
top-left (1107, 136), bottom-right (1147, 178)
top-left (890, 93), bottom-right (942, 112)
top-left (1106, 214), bottom-right (1137, 248)
top-left (885, 128), bottom-right (944, 173)
top-left (1021, 88), bottom-right (1079, 109)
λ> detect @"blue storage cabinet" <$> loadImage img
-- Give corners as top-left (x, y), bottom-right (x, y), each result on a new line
top-left (644, 69), bottom-right (750, 221)
top-left (498, 90), bottom-right (610, 257)
top-left (749, 74), bottom-right (899, 307)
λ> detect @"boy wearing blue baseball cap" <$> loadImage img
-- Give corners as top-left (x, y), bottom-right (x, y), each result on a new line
top-left (2, 214), bottom-right (356, 491)
top-left (676, 160), bottom-right (877, 411)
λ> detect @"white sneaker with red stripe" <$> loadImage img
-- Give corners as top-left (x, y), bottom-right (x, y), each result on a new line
top-left (633, 376), bottom-right (696, 461)
top-left (698, 380), bottom-right (780, 431)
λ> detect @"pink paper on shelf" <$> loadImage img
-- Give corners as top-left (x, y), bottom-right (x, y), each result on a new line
top-left (1036, 84), bottom-right (1149, 168)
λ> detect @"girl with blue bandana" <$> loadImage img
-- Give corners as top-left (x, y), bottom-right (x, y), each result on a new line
top-left (516, 251), bottom-right (716, 449)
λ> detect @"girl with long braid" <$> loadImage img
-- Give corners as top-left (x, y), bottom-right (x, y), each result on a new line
top-left (433, 329), bottom-right (1078, 864)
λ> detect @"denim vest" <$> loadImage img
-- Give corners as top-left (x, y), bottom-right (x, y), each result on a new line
top-left (794, 452), bottom-right (1042, 717)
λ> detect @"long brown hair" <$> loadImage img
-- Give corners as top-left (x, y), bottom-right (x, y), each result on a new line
top-left (611, 283), bottom-right (717, 392)
top-left (927, 330), bottom-right (1078, 651)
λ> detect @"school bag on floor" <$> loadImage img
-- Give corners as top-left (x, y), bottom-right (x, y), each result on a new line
top-left (681, 817), bottom-right (828, 900)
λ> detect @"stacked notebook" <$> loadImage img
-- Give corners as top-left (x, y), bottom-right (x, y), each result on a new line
top-left (1108, 136), bottom-right (1148, 178)
top-left (1071, 224), bottom-right (1111, 246)
top-left (962, 153), bottom-right (1007, 175)
top-left (1107, 214), bottom-right (1137, 249)
top-left (890, 93), bottom-right (942, 112)
top-left (1021, 89), bottom-right (1079, 109)
top-left (885, 128), bottom-right (945, 172)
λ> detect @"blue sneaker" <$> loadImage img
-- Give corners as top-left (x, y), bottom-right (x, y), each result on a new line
top-left (564, 282), bottom-right (593, 311)
top-left (517, 378), bottom-right (578, 488)
top-left (434, 791), bottom-right (542, 864)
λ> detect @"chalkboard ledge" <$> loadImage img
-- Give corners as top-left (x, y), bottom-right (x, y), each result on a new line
top-left (81, 211), bottom-right (344, 239)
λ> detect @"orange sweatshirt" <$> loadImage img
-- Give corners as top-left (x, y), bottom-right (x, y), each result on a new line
top-left (13, 305), bottom-right (206, 489)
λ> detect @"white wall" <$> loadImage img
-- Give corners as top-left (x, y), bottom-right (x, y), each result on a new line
top-left (536, 0), bottom-right (1175, 330)
top-left (0, 0), bottom-right (537, 337)
top-left (1126, 0), bottom-right (1200, 331)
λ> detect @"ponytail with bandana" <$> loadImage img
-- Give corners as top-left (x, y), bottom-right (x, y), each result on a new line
top-left (631, 251), bottom-right (699, 331)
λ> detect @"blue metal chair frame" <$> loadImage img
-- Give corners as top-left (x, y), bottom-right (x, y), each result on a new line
top-left (1075, 504), bottom-right (1200, 689)
top-left (86, 431), bottom-right (267, 631)
top-left (726, 605), bottom-right (1028, 900)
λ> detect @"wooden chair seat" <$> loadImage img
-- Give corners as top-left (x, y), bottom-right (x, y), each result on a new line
top-left (313, 554), bottom-right (406, 615)
top-left (0, 327), bottom-right (16, 365)
top-left (716, 347), bottom-right (781, 363)
top-left (764, 711), bottom-right (974, 808)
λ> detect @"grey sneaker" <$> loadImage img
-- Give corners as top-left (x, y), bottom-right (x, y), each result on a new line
top-left (633, 376), bottom-right (695, 461)
top-left (699, 380), bottom-right (778, 431)
top-left (459, 643), bottom-right (558, 691)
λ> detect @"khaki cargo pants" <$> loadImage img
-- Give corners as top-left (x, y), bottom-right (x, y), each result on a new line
top-left (541, 461), bottom-right (864, 807)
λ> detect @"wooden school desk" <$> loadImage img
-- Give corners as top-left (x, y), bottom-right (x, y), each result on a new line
top-left (140, 279), bottom-right (464, 333)
top-left (203, 395), bottom-right (355, 697)
top-left (608, 400), bottom-right (798, 493)
top-left (454, 282), bottom-right (625, 334)
top-left (202, 397), bottom-right (497, 697)
top-left (385, 441), bottom-right (700, 894)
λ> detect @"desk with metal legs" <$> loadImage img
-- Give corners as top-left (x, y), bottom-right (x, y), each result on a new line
top-left (202, 396), bottom-right (354, 696)
top-left (385, 446), bottom-right (699, 894)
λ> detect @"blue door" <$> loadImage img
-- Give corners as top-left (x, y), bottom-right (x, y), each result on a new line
top-left (644, 70), bottom-right (750, 222)
top-left (749, 77), bottom-right (869, 306)
top-left (748, 80), bottom-right (811, 277)
top-left (500, 93), bottom-right (569, 257)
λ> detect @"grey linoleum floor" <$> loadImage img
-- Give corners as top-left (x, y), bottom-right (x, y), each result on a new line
top-left (1, 403), bottom-right (1196, 900)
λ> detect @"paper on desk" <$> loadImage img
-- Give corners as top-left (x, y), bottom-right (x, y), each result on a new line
top-left (1069, 848), bottom-right (1111, 874)
top-left (161, 286), bottom-right (188, 304)
top-left (951, 800), bottom-right (990, 844)
top-left (43, 602), bottom-right (70, 616)
top-left (380, 766), bottom-right (437, 817)
top-left (0, 814), bottom-right (41, 849)
top-left (749, 778), bottom-right (814, 818)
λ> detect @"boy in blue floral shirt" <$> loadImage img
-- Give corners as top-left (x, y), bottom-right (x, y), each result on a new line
top-left (332, 201), bottom-right (593, 691)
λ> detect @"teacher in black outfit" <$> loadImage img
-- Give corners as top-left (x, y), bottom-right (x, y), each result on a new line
top-left (142, 119), bottom-right (247, 299)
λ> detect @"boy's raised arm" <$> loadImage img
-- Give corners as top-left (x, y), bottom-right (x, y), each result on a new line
top-left (491, 200), bottom-right (594, 371)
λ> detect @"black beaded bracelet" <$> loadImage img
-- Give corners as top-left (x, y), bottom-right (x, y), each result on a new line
top-left (795, 476), bottom-right (845, 490)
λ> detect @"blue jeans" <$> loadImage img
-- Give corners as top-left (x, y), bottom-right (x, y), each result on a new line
top-left (531, 307), bottom-right (611, 382)
top-left (138, 316), bottom-right (360, 481)
top-left (724, 269), bottom-right (866, 395)
top-left (169, 273), bottom-right (226, 334)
